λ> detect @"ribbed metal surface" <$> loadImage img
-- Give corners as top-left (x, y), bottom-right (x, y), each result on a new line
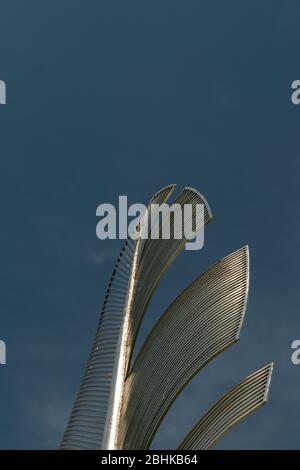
top-left (178, 363), bottom-right (273, 450)
top-left (118, 246), bottom-right (249, 449)
top-left (61, 185), bottom-right (175, 449)
top-left (126, 187), bottom-right (213, 374)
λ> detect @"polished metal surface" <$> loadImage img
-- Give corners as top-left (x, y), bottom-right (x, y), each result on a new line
top-left (178, 363), bottom-right (273, 450)
top-left (61, 184), bottom-right (273, 450)
top-left (61, 185), bottom-right (176, 449)
top-left (126, 187), bottom-right (213, 376)
top-left (118, 246), bottom-right (249, 449)
top-left (61, 185), bottom-right (211, 449)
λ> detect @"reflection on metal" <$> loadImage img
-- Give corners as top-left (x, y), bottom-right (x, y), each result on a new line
top-left (61, 185), bottom-right (273, 450)
top-left (61, 184), bottom-right (177, 450)
top-left (178, 364), bottom-right (273, 450)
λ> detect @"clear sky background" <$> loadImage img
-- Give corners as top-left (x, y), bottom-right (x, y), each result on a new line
top-left (0, 0), bottom-right (300, 449)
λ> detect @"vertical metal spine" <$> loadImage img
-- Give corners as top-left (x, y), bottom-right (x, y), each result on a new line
top-left (102, 237), bottom-right (142, 449)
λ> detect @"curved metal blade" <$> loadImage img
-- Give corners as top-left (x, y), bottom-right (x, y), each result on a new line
top-left (60, 185), bottom-right (175, 449)
top-left (118, 246), bottom-right (249, 450)
top-left (178, 363), bottom-right (273, 450)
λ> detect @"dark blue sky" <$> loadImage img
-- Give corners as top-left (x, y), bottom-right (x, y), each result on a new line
top-left (0, 1), bottom-right (300, 449)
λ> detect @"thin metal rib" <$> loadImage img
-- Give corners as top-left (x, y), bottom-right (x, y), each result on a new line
top-left (178, 363), bottom-right (273, 450)
top-left (125, 187), bottom-right (213, 374)
top-left (60, 185), bottom-right (175, 450)
top-left (118, 246), bottom-right (249, 450)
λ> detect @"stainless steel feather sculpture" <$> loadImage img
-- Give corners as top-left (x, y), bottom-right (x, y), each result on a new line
top-left (61, 184), bottom-right (273, 450)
